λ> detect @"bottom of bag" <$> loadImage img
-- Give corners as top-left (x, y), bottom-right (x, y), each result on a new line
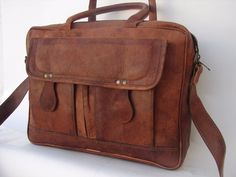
top-left (28, 125), bottom-right (184, 170)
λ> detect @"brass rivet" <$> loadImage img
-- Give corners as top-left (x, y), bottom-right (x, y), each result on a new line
top-left (122, 80), bottom-right (127, 85)
top-left (44, 74), bottom-right (48, 79)
top-left (44, 73), bottom-right (53, 79)
top-left (116, 80), bottom-right (121, 85)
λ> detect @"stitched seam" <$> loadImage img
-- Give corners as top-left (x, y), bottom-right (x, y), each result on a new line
top-left (150, 89), bottom-right (155, 147)
top-left (71, 84), bottom-right (78, 136)
top-left (82, 86), bottom-right (88, 137)
top-left (28, 125), bottom-right (178, 151)
top-left (176, 34), bottom-right (188, 167)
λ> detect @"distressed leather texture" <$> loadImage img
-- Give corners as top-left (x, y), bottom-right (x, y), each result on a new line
top-left (0, 1), bottom-right (226, 176)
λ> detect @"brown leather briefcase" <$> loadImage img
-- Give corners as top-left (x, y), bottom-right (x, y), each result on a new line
top-left (0, 1), bottom-right (226, 176)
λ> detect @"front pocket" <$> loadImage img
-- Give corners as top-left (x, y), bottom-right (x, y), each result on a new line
top-left (29, 79), bottom-right (77, 135)
top-left (93, 87), bottom-right (154, 147)
top-left (29, 80), bottom-right (154, 147)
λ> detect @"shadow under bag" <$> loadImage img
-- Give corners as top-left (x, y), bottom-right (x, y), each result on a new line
top-left (0, 1), bottom-right (226, 176)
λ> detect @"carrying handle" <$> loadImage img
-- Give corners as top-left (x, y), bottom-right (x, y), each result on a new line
top-left (65, 3), bottom-right (149, 30)
top-left (88, 0), bottom-right (157, 22)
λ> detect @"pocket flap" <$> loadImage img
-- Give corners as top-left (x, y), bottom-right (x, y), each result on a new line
top-left (27, 38), bottom-right (167, 90)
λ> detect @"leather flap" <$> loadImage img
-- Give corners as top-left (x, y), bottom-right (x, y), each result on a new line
top-left (27, 38), bottom-right (167, 90)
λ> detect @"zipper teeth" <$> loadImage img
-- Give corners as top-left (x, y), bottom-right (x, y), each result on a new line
top-left (191, 34), bottom-right (211, 71)
top-left (191, 34), bottom-right (200, 63)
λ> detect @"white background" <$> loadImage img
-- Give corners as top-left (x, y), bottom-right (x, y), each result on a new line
top-left (0, 0), bottom-right (235, 177)
top-left (0, 0), bottom-right (3, 100)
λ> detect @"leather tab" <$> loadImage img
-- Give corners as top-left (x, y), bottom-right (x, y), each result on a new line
top-left (122, 90), bottom-right (134, 124)
top-left (40, 82), bottom-right (57, 112)
top-left (192, 64), bottom-right (203, 84)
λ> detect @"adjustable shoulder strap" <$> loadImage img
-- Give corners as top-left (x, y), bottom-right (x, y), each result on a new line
top-left (190, 65), bottom-right (226, 177)
top-left (0, 74), bottom-right (225, 176)
top-left (0, 78), bottom-right (29, 125)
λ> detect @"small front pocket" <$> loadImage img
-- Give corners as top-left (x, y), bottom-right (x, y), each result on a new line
top-left (29, 79), bottom-right (77, 135)
top-left (93, 87), bottom-right (154, 147)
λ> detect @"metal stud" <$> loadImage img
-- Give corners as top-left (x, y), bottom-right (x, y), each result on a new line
top-left (48, 74), bottom-right (53, 78)
top-left (44, 73), bottom-right (53, 79)
top-left (122, 80), bottom-right (127, 85)
top-left (116, 80), bottom-right (121, 85)
top-left (44, 74), bottom-right (48, 79)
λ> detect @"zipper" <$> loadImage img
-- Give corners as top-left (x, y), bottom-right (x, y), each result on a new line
top-left (192, 34), bottom-right (211, 71)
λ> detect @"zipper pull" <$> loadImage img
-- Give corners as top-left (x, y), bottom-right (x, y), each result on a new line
top-left (192, 34), bottom-right (211, 71)
top-left (198, 61), bottom-right (211, 71)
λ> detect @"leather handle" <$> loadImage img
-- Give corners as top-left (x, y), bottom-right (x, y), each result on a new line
top-left (88, 0), bottom-right (157, 22)
top-left (65, 3), bottom-right (149, 30)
